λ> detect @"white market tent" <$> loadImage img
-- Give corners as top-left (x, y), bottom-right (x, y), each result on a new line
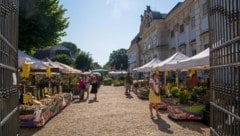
top-left (109, 70), bottom-right (128, 75)
top-left (175, 48), bottom-right (209, 70)
top-left (133, 58), bottom-right (161, 72)
top-left (153, 52), bottom-right (189, 71)
top-left (18, 50), bottom-right (49, 70)
top-left (54, 61), bottom-right (82, 74)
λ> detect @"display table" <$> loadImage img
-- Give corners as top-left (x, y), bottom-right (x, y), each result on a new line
top-left (19, 93), bottom-right (71, 127)
top-left (167, 106), bottom-right (203, 120)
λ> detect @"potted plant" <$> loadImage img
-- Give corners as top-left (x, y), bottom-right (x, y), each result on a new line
top-left (179, 90), bottom-right (189, 104)
top-left (170, 86), bottom-right (180, 97)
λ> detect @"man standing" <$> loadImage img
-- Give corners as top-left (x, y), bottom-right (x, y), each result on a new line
top-left (125, 73), bottom-right (133, 95)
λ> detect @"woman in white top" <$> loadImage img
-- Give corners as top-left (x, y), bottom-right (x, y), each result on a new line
top-left (149, 73), bottom-right (161, 118)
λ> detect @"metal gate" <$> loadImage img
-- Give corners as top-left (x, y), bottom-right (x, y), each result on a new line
top-left (209, 0), bottom-right (240, 135)
top-left (0, 0), bottom-right (19, 136)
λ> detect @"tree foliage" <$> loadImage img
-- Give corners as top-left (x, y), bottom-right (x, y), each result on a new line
top-left (60, 42), bottom-right (80, 58)
top-left (107, 48), bottom-right (128, 70)
top-left (52, 54), bottom-right (73, 66)
top-left (75, 51), bottom-right (93, 71)
top-left (19, 0), bottom-right (69, 53)
top-left (91, 62), bottom-right (102, 70)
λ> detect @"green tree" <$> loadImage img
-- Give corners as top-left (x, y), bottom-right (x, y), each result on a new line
top-left (107, 48), bottom-right (128, 70)
top-left (60, 42), bottom-right (80, 58)
top-left (52, 54), bottom-right (73, 66)
top-left (91, 62), bottom-right (102, 70)
top-left (75, 51), bottom-right (93, 71)
top-left (19, 0), bottom-right (69, 53)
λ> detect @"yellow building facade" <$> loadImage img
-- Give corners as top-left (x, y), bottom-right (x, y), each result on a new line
top-left (128, 0), bottom-right (209, 73)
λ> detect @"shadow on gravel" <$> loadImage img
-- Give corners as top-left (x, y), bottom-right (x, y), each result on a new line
top-left (72, 99), bottom-right (88, 104)
top-left (19, 127), bottom-right (41, 136)
top-left (125, 94), bottom-right (133, 99)
top-left (169, 118), bottom-right (209, 135)
top-left (88, 99), bottom-right (99, 104)
top-left (151, 116), bottom-right (174, 134)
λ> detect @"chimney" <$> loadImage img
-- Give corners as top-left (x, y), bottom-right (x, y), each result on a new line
top-left (146, 6), bottom-right (151, 12)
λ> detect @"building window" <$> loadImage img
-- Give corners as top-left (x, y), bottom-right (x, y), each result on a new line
top-left (180, 24), bottom-right (184, 33)
top-left (191, 16), bottom-right (195, 28)
top-left (192, 49), bottom-right (197, 56)
top-left (204, 44), bottom-right (209, 49)
top-left (171, 30), bottom-right (174, 38)
top-left (202, 2), bottom-right (208, 16)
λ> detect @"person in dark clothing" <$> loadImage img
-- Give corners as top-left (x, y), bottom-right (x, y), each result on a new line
top-left (90, 76), bottom-right (99, 100)
top-left (125, 73), bottom-right (133, 95)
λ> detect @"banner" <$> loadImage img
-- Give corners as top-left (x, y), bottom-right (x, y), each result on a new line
top-left (23, 94), bottom-right (30, 104)
top-left (189, 69), bottom-right (196, 77)
top-left (46, 66), bottom-right (51, 77)
top-left (22, 63), bottom-right (31, 78)
top-left (154, 66), bottom-right (159, 75)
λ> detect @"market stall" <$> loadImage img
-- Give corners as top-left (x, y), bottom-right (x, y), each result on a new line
top-left (133, 58), bottom-right (162, 72)
top-left (18, 51), bottom-right (80, 127)
top-left (19, 93), bottom-right (71, 127)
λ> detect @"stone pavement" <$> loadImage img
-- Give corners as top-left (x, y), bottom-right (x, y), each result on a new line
top-left (20, 86), bottom-right (210, 136)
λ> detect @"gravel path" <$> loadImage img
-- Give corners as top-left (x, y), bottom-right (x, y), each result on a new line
top-left (20, 86), bottom-right (210, 136)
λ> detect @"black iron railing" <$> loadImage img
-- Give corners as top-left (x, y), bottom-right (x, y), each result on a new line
top-left (0, 0), bottom-right (19, 136)
top-left (209, 0), bottom-right (240, 135)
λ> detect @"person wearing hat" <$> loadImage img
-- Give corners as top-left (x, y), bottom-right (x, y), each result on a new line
top-left (149, 73), bottom-right (161, 118)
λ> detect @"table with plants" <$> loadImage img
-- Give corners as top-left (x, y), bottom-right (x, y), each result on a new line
top-left (19, 74), bottom-right (73, 127)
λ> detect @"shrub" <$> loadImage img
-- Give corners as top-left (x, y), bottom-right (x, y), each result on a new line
top-left (190, 93), bottom-right (198, 102)
top-left (193, 86), bottom-right (204, 95)
top-left (170, 86), bottom-right (180, 97)
top-left (118, 75), bottom-right (125, 81)
top-left (103, 77), bottom-right (112, 85)
top-left (139, 88), bottom-right (149, 97)
top-left (179, 90), bottom-right (190, 104)
top-left (160, 88), bottom-right (167, 95)
top-left (113, 80), bottom-right (124, 86)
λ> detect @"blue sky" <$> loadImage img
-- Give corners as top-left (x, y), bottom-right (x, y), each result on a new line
top-left (59, 0), bottom-right (183, 66)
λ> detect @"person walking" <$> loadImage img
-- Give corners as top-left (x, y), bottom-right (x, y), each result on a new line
top-left (125, 73), bottom-right (133, 95)
top-left (83, 75), bottom-right (90, 99)
top-left (78, 76), bottom-right (85, 101)
top-left (90, 75), bottom-right (99, 100)
top-left (149, 73), bottom-right (161, 118)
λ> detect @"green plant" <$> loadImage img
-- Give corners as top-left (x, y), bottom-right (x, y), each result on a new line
top-left (179, 90), bottom-right (190, 104)
top-left (193, 86), bottom-right (204, 95)
top-left (190, 93), bottom-right (198, 102)
top-left (139, 88), bottom-right (149, 97)
top-left (160, 88), bottom-right (167, 95)
top-left (118, 75), bottom-right (125, 81)
top-left (103, 77), bottom-right (112, 85)
top-left (183, 105), bottom-right (205, 114)
top-left (170, 86), bottom-right (180, 97)
top-left (113, 80), bottom-right (124, 86)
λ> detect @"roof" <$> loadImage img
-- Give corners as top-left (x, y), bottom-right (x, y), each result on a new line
top-left (152, 11), bottom-right (167, 19)
top-left (131, 33), bottom-right (141, 45)
top-left (166, 2), bottom-right (183, 18)
top-left (144, 6), bottom-right (167, 20)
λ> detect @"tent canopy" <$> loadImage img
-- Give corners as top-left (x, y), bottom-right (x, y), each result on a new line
top-left (18, 50), bottom-right (48, 70)
top-left (54, 62), bottom-right (82, 74)
top-left (91, 69), bottom-right (108, 74)
top-left (175, 48), bottom-right (209, 70)
top-left (109, 70), bottom-right (128, 75)
top-left (133, 58), bottom-right (161, 72)
top-left (153, 52), bottom-right (189, 71)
